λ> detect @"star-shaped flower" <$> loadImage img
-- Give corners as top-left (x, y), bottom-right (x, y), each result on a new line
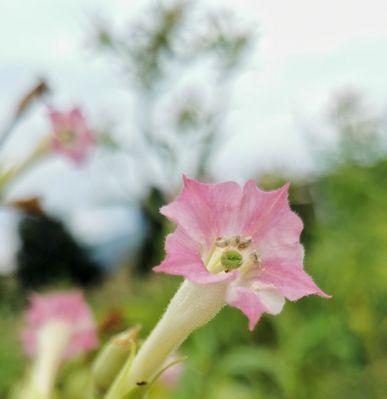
top-left (49, 107), bottom-right (95, 165)
top-left (154, 176), bottom-right (329, 330)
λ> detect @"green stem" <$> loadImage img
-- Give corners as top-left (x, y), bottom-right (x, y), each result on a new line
top-left (0, 138), bottom-right (50, 195)
top-left (26, 321), bottom-right (72, 399)
top-left (107, 280), bottom-right (227, 399)
top-left (104, 341), bottom-right (137, 399)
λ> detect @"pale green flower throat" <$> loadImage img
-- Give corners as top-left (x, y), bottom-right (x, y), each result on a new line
top-left (205, 235), bottom-right (261, 274)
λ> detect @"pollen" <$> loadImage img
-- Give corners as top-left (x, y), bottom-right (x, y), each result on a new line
top-left (238, 236), bottom-right (252, 249)
top-left (229, 235), bottom-right (241, 247)
top-left (215, 237), bottom-right (230, 248)
top-left (208, 235), bottom-right (258, 274)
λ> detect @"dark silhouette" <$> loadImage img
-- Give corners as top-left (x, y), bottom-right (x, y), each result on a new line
top-left (15, 200), bottom-right (103, 290)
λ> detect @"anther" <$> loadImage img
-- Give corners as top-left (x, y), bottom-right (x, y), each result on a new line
top-left (229, 235), bottom-right (241, 247)
top-left (238, 236), bottom-right (252, 249)
top-left (215, 237), bottom-right (230, 248)
top-left (249, 252), bottom-right (261, 265)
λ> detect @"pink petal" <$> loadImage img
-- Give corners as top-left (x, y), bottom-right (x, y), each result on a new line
top-left (254, 183), bottom-right (304, 265)
top-left (239, 181), bottom-right (312, 293)
top-left (21, 291), bottom-right (98, 359)
top-left (238, 181), bottom-right (293, 240)
top-left (259, 261), bottom-right (330, 301)
top-left (153, 227), bottom-right (232, 284)
top-left (160, 176), bottom-right (242, 244)
top-left (68, 108), bottom-right (85, 128)
top-left (66, 328), bottom-right (99, 358)
top-left (226, 285), bottom-right (284, 330)
top-left (48, 110), bottom-right (67, 129)
top-left (48, 107), bottom-right (95, 165)
top-left (159, 358), bottom-right (184, 388)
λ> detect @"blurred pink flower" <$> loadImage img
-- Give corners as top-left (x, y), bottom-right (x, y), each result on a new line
top-left (159, 354), bottom-right (184, 388)
top-left (22, 291), bottom-right (98, 359)
top-left (154, 176), bottom-right (330, 330)
top-left (48, 107), bottom-right (95, 164)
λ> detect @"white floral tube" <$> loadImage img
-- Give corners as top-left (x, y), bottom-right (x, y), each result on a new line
top-left (125, 280), bottom-right (228, 389)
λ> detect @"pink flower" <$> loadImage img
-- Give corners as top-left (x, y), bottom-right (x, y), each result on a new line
top-left (48, 107), bottom-right (95, 164)
top-left (154, 176), bottom-right (330, 330)
top-left (159, 354), bottom-right (184, 388)
top-left (22, 291), bottom-right (98, 359)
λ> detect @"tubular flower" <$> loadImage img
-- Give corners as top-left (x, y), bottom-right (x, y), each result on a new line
top-left (21, 291), bottom-right (98, 398)
top-left (158, 354), bottom-right (184, 388)
top-left (111, 176), bottom-right (329, 398)
top-left (154, 176), bottom-right (329, 330)
top-left (22, 291), bottom-right (98, 359)
top-left (48, 107), bottom-right (95, 164)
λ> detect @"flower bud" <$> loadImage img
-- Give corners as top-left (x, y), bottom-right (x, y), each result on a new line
top-left (92, 326), bottom-right (140, 395)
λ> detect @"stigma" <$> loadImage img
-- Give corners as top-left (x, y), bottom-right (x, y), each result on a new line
top-left (206, 235), bottom-right (261, 274)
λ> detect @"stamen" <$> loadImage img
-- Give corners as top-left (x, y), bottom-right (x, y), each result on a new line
top-left (215, 237), bottom-right (230, 248)
top-left (238, 236), bottom-right (252, 249)
top-left (59, 130), bottom-right (76, 144)
top-left (249, 252), bottom-right (262, 265)
top-left (229, 235), bottom-right (241, 247)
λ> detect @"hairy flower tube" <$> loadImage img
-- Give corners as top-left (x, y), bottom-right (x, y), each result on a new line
top-left (109, 176), bottom-right (329, 398)
top-left (49, 107), bottom-right (95, 164)
top-left (21, 291), bottom-right (98, 398)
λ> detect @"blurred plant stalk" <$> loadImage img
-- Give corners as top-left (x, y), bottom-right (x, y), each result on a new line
top-left (93, 326), bottom-right (140, 396)
top-left (0, 79), bottom-right (50, 200)
top-left (21, 321), bottom-right (72, 399)
top-left (93, 0), bottom-right (253, 185)
top-left (104, 280), bottom-right (227, 399)
top-left (0, 79), bottom-right (49, 150)
top-left (0, 138), bottom-right (50, 198)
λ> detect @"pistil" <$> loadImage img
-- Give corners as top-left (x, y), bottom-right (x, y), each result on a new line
top-left (205, 235), bottom-right (256, 275)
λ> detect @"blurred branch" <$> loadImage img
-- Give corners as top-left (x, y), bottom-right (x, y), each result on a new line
top-left (328, 89), bottom-right (385, 164)
top-left (90, 0), bottom-right (256, 191)
top-left (0, 79), bottom-right (49, 151)
top-left (0, 138), bottom-right (50, 199)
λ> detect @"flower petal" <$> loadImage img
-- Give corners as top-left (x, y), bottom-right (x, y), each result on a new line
top-left (49, 110), bottom-right (67, 129)
top-left (153, 227), bottom-right (232, 284)
top-left (254, 282), bottom-right (286, 315)
top-left (48, 107), bottom-right (95, 165)
top-left (226, 284), bottom-right (285, 330)
top-left (255, 184), bottom-right (304, 266)
top-left (238, 180), bottom-right (290, 238)
top-left (21, 291), bottom-right (98, 359)
top-left (160, 176), bottom-right (242, 244)
top-left (259, 261), bottom-right (330, 301)
top-left (68, 108), bottom-right (85, 128)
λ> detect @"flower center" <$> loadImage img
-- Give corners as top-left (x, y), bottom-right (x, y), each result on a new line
top-left (58, 130), bottom-right (76, 145)
top-left (205, 235), bottom-right (261, 274)
top-left (221, 250), bottom-right (243, 269)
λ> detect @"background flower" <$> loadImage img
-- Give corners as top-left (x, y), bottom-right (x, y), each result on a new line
top-left (49, 107), bottom-right (95, 165)
top-left (21, 291), bottom-right (98, 359)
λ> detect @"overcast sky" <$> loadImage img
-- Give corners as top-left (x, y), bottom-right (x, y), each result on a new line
top-left (1, 0), bottom-right (387, 181)
top-left (0, 0), bottom-right (387, 271)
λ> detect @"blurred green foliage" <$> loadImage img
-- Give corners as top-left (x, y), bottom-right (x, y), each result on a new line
top-left (1, 155), bottom-right (387, 398)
